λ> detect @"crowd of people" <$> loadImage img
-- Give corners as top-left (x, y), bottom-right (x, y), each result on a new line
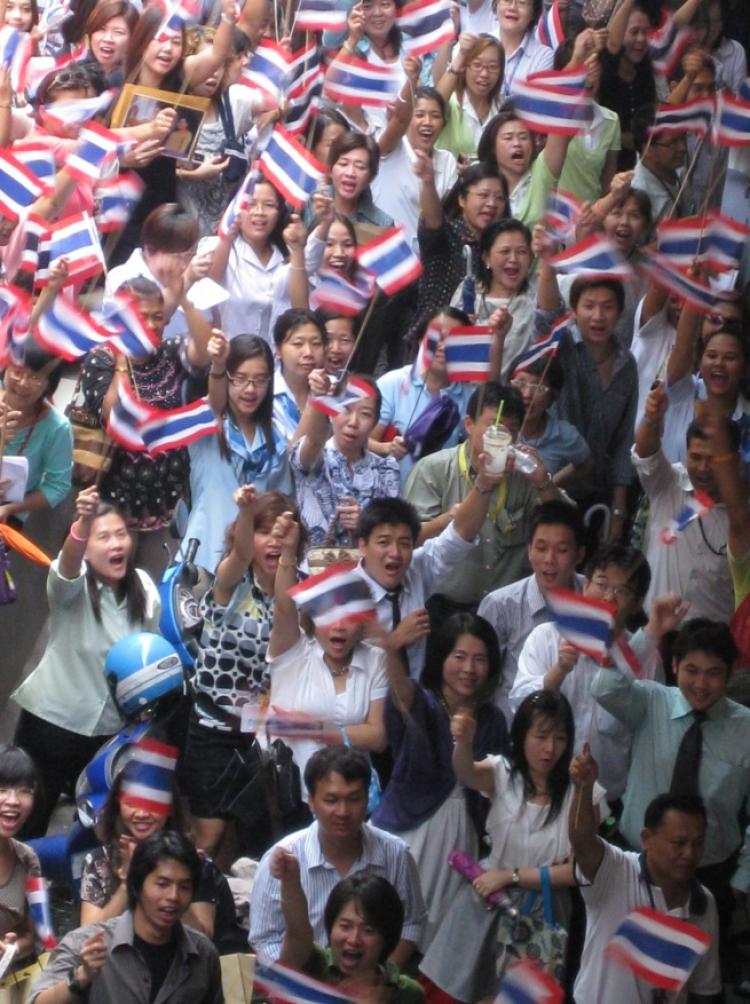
top-left (0, 0), bottom-right (749, 998)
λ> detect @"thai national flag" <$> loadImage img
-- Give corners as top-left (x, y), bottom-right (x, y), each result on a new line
top-left (497, 959), bottom-right (564, 1004)
top-left (648, 12), bottom-right (694, 77)
top-left (0, 26), bottom-right (31, 91)
top-left (548, 235), bottom-right (633, 280)
top-left (139, 397), bottom-right (219, 455)
top-left (218, 170), bottom-right (257, 240)
top-left (255, 960), bottom-right (353, 1004)
top-left (528, 65), bottom-right (588, 93)
top-left (42, 88), bottom-right (116, 129)
top-left (511, 313), bottom-right (571, 372)
top-left (95, 172), bottom-right (145, 233)
top-left (357, 226), bottom-right (423, 295)
top-left (444, 325), bottom-right (494, 382)
top-left (398, 0), bottom-right (455, 58)
top-left (411, 321), bottom-right (441, 379)
top-left (120, 738), bottom-right (179, 815)
top-left (535, 0), bottom-right (564, 52)
top-left (37, 212), bottom-right (105, 286)
top-left (705, 211), bottom-right (750, 271)
top-left (309, 376), bottom-right (378, 417)
top-left (66, 121), bottom-right (122, 184)
top-left (11, 142), bottom-right (56, 187)
top-left (107, 378), bottom-right (150, 452)
top-left (17, 214), bottom-right (48, 275)
top-left (660, 491), bottom-right (714, 545)
top-left (285, 94), bottom-right (321, 135)
top-left (512, 75), bottom-right (592, 136)
top-left (324, 52), bottom-right (402, 108)
top-left (288, 41), bottom-right (324, 101)
top-left (640, 251), bottom-right (737, 315)
top-left (605, 907), bottom-right (712, 992)
top-left (546, 588), bottom-right (616, 662)
top-left (0, 150), bottom-right (47, 222)
top-left (610, 636), bottom-right (645, 680)
top-left (649, 98), bottom-right (714, 138)
top-left (259, 126), bottom-right (326, 209)
top-left (240, 40), bottom-right (292, 105)
top-left (0, 284), bottom-right (31, 367)
top-left (293, 0), bottom-right (348, 33)
top-left (100, 292), bottom-right (161, 358)
top-left (34, 295), bottom-right (111, 361)
top-left (544, 189), bottom-right (582, 244)
top-left (155, 0), bottom-right (201, 39)
top-left (714, 91), bottom-right (750, 147)
top-left (26, 877), bottom-right (56, 951)
top-left (288, 561), bottom-right (376, 629)
top-left (310, 269), bottom-right (373, 316)
top-left (656, 216), bottom-right (705, 269)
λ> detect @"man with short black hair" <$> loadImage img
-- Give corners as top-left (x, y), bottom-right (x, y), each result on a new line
top-left (249, 747), bottom-right (426, 967)
top-left (570, 747), bottom-right (721, 1003)
top-left (30, 832), bottom-right (222, 1004)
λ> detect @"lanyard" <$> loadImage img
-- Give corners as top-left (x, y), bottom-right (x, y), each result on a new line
top-left (458, 441), bottom-right (508, 524)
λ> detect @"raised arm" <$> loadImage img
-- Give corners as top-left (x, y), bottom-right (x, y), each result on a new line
top-left (634, 380), bottom-right (667, 459)
top-left (267, 512), bottom-right (302, 658)
top-left (450, 711), bottom-right (495, 795)
top-left (207, 331), bottom-right (230, 416)
top-left (607, 0), bottom-right (635, 55)
top-left (532, 225), bottom-right (562, 314)
top-left (213, 485), bottom-right (257, 604)
top-left (273, 849), bottom-right (314, 970)
top-left (378, 56), bottom-right (420, 157)
top-left (666, 294), bottom-right (701, 388)
top-left (435, 32), bottom-right (476, 103)
top-left (568, 742), bottom-right (605, 881)
top-left (283, 214), bottom-right (309, 309)
top-left (183, 0), bottom-right (236, 86)
top-left (294, 370), bottom-right (332, 464)
top-left (704, 407), bottom-right (750, 559)
top-left (59, 487), bottom-right (100, 581)
top-left (415, 150), bottom-right (444, 230)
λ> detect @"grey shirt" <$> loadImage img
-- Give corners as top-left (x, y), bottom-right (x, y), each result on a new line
top-left (29, 912), bottom-right (222, 1004)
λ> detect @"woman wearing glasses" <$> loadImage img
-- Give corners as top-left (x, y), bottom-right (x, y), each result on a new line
top-left (180, 333), bottom-right (291, 573)
top-left (433, 32), bottom-right (504, 161)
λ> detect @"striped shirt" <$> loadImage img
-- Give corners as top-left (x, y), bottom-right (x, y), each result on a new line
top-left (249, 821), bottom-right (426, 959)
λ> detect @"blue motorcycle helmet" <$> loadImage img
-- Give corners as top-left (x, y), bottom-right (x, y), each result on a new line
top-left (105, 632), bottom-right (185, 719)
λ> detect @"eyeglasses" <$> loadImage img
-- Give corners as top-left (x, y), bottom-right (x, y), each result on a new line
top-left (467, 188), bottom-right (506, 204)
top-left (511, 377), bottom-right (549, 394)
top-left (468, 60), bottom-right (501, 75)
top-left (6, 364), bottom-right (45, 388)
top-left (590, 576), bottom-right (634, 600)
top-left (498, 0), bottom-right (532, 8)
top-left (227, 374), bottom-right (272, 390)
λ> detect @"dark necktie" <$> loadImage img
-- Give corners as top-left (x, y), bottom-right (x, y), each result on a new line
top-left (669, 710), bottom-right (708, 797)
top-left (385, 590), bottom-right (408, 671)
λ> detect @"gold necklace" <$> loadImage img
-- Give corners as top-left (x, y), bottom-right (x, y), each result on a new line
top-left (328, 662), bottom-right (351, 678)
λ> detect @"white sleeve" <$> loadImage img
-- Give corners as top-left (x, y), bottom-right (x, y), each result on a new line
top-left (509, 625), bottom-right (556, 713)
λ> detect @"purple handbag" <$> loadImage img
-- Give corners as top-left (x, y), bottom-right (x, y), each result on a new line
top-left (404, 394), bottom-right (460, 461)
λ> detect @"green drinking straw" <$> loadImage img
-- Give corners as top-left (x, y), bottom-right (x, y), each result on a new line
top-left (495, 400), bottom-right (504, 427)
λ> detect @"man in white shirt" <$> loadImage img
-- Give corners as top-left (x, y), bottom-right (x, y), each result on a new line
top-left (477, 500), bottom-right (585, 719)
top-left (570, 746), bottom-right (721, 1004)
top-left (632, 382), bottom-right (733, 622)
top-left (249, 747), bottom-right (426, 966)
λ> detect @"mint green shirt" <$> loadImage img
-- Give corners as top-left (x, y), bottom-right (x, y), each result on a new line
top-left (509, 155), bottom-right (557, 229)
top-left (592, 649), bottom-right (750, 888)
top-left (2, 396), bottom-right (73, 523)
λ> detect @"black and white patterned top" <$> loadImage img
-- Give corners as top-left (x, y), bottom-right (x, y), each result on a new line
top-left (191, 571), bottom-right (273, 731)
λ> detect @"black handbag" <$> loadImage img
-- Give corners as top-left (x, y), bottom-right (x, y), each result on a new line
top-left (220, 736), bottom-right (303, 839)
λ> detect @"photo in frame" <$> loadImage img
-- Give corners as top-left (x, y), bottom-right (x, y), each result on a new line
top-left (111, 84), bottom-right (211, 161)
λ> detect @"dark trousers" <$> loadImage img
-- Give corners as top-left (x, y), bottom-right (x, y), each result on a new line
top-left (14, 711), bottom-right (112, 838)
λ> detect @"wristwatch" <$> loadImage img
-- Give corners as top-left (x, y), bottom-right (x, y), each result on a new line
top-left (510, 867), bottom-right (520, 886)
top-left (67, 970), bottom-right (88, 997)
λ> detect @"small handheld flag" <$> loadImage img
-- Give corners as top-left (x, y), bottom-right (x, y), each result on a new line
top-left (34, 295), bottom-right (111, 362)
top-left (443, 325), bottom-right (494, 382)
top-left (398, 0), bottom-right (455, 58)
top-left (411, 321), bottom-right (441, 380)
top-left (548, 235), bottom-right (633, 280)
top-left (496, 959), bottom-right (564, 1004)
top-left (309, 375), bottom-right (378, 418)
top-left (546, 588), bottom-right (616, 662)
top-left (120, 738), bottom-right (179, 815)
top-left (94, 172), bottom-right (145, 233)
top-left (648, 98), bottom-right (714, 138)
top-left (324, 52), bottom-right (402, 108)
top-left (42, 88), bottom-right (116, 129)
top-left (714, 91), bottom-right (750, 147)
top-left (535, 0), bottom-right (564, 51)
top-left (357, 226), bottom-right (423, 295)
top-left (0, 26), bottom-right (31, 91)
top-left (293, 0), bottom-right (348, 33)
top-left (640, 251), bottom-right (737, 315)
top-left (310, 269), bottom-right (373, 317)
top-left (288, 562), bottom-right (376, 628)
top-left (660, 491), bottom-right (714, 545)
top-left (66, 121), bottom-right (123, 184)
top-left (139, 397), bottom-right (219, 455)
top-left (241, 40), bottom-right (292, 105)
top-left (0, 149), bottom-right (47, 222)
top-left (255, 959), bottom-right (353, 1004)
top-left (511, 75), bottom-right (592, 136)
top-left (259, 127), bottom-right (326, 209)
top-left (605, 907), bottom-right (712, 992)
top-left (543, 189), bottom-right (582, 244)
top-left (106, 378), bottom-right (150, 453)
top-left (38, 212), bottom-right (106, 287)
top-left (100, 292), bottom-right (160, 358)
top-left (512, 314), bottom-right (570, 373)
top-left (26, 877), bottom-right (57, 951)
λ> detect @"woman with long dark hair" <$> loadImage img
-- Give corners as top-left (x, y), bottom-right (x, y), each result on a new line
top-left (12, 487), bottom-right (160, 837)
top-left (420, 691), bottom-right (607, 1001)
top-left (181, 333), bottom-right (291, 572)
top-left (371, 612), bottom-right (508, 950)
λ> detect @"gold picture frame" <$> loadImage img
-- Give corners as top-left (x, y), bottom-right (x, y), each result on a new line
top-left (111, 84), bottom-right (211, 161)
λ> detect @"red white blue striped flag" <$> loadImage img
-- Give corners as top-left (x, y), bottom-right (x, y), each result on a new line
top-left (546, 588), bottom-right (616, 662)
top-left (259, 126), bottom-right (326, 208)
top-left (286, 43), bottom-right (324, 132)
top-left (155, 0), bottom-right (201, 40)
top-left (293, 0), bottom-right (347, 33)
top-left (324, 52), bottom-right (402, 107)
top-left (512, 313), bottom-right (570, 373)
top-left (656, 213), bottom-right (749, 272)
top-left (309, 375), bottom-right (378, 418)
top-left (640, 251), bottom-right (737, 315)
top-left (240, 40), bottom-right (292, 104)
top-left (357, 226), bottom-right (423, 295)
top-left (287, 561), bottom-right (376, 629)
top-left (548, 235), bottom-right (633, 279)
top-left (444, 325), bottom-right (494, 382)
top-left (649, 97), bottom-right (714, 138)
top-left (512, 74), bottom-right (592, 136)
top-left (497, 959), bottom-right (563, 1004)
top-left (714, 90), bottom-right (750, 147)
top-left (107, 377), bottom-right (150, 452)
top-left (101, 292), bottom-right (161, 358)
top-left (411, 320), bottom-right (441, 379)
top-left (0, 25), bottom-right (31, 91)
top-left (310, 268), bottom-right (373, 316)
top-left (660, 491), bottom-right (715, 545)
top-left (218, 170), bottom-right (257, 240)
top-left (0, 150), bottom-right (47, 222)
top-left (26, 877), bottom-right (56, 951)
top-left (648, 12), bottom-right (694, 78)
top-left (37, 212), bottom-right (105, 286)
top-left (655, 216), bottom-right (706, 268)
top-left (121, 738), bottom-right (178, 815)
top-left (66, 121), bottom-right (123, 184)
top-left (704, 211), bottom-right (750, 270)
top-left (255, 959), bottom-right (354, 1004)
top-left (11, 141), bottom-right (56, 186)
top-left (139, 397), bottom-right (219, 455)
top-left (398, 0), bottom-right (455, 58)
top-left (534, 0), bottom-right (564, 52)
top-left (34, 294), bottom-right (111, 361)
top-left (528, 65), bottom-right (588, 92)
top-left (0, 284), bottom-right (31, 367)
top-left (543, 188), bottom-right (582, 244)
top-left (42, 88), bottom-right (116, 129)
top-left (95, 172), bottom-right (145, 233)
top-left (605, 907), bottom-right (712, 992)
top-left (17, 214), bottom-right (48, 275)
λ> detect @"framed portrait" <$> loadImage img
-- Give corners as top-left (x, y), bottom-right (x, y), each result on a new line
top-left (111, 84), bottom-right (211, 162)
